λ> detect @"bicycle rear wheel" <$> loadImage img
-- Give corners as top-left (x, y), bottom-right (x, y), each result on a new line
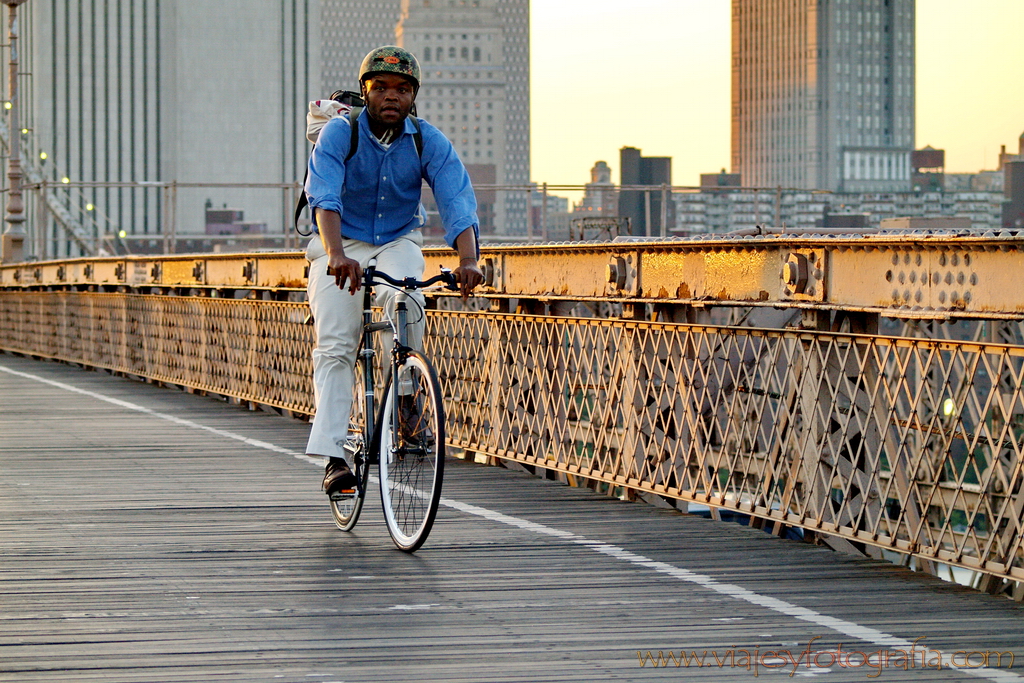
top-left (377, 350), bottom-right (445, 552)
top-left (330, 361), bottom-right (372, 531)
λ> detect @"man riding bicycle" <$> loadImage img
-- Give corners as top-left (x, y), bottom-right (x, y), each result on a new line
top-left (303, 46), bottom-right (483, 495)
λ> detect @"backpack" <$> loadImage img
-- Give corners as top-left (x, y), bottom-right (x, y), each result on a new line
top-left (294, 90), bottom-right (424, 236)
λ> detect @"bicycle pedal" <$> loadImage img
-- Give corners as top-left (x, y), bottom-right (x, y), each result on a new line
top-left (329, 489), bottom-right (357, 501)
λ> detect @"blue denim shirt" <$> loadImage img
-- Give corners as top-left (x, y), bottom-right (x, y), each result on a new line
top-left (305, 109), bottom-right (479, 249)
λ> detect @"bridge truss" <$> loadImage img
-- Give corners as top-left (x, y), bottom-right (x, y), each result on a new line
top-left (2, 231), bottom-right (1024, 599)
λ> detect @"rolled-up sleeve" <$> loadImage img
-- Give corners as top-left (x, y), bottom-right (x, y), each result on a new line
top-left (304, 117), bottom-right (351, 217)
top-left (420, 123), bottom-right (479, 248)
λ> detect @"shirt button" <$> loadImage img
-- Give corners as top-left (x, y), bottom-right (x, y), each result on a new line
top-left (378, 213), bottom-right (383, 218)
top-left (382, 176), bottom-right (387, 180)
top-left (381, 196), bottom-right (385, 200)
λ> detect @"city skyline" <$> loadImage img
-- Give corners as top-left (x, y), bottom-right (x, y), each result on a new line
top-left (531, 0), bottom-right (1024, 187)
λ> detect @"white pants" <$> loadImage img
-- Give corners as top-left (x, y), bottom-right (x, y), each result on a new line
top-left (304, 231), bottom-right (426, 458)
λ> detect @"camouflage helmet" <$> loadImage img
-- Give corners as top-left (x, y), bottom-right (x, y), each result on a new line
top-left (358, 46), bottom-right (421, 91)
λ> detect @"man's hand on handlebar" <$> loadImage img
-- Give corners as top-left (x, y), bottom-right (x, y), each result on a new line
top-left (453, 258), bottom-right (484, 300)
top-left (327, 255), bottom-right (362, 295)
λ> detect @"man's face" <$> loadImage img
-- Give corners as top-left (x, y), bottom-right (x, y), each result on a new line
top-left (362, 73), bottom-right (416, 127)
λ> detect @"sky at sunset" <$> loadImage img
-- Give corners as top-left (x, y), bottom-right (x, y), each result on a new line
top-left (529, 1), bottom-right (1024, 188)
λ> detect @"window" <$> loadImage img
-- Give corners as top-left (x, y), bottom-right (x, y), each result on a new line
top-left (461, 47), bottom-right (469, 60)
top-left (424, 47), bottom-right (432, 61)
top-left (473, 47), bottom-right (481, 62)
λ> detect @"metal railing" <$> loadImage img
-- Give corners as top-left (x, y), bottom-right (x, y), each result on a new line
top-left (2, 237), bottom-right (1024, 600)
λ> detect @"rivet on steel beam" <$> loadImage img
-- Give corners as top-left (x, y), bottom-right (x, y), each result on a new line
top-left (482, 257), bottom-right (496, 287)
top-left (607, 256), bottom-right (627, 289)
top-left (782, 252), bottom-right (809, 294)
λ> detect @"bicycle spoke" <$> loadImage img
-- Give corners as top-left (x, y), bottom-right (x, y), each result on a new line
top-left (378, 351), bottom-right (445, 551)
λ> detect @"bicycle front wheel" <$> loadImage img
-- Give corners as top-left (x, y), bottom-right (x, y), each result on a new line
top-left (377, 350), bottom-right (445, 552)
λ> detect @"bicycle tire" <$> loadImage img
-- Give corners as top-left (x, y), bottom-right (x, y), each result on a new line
top-left (330, 361), bottom-right (372, 531)
top-left (376, 350), bottom-right (445, 552)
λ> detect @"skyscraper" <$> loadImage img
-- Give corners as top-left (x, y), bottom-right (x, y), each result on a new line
top-left (320, 0), bottom-right (404, 92)
top-left (12, 0), bottom-right (529, 257)
top-left (18, 0), bottom-right (318, 255)
top-left (731, 0), bottom-right (915, 192)
top-left (397, 0), bottom-right (529, 235)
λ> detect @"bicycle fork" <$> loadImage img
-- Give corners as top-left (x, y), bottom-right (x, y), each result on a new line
top-left (389, 291), bottom-right (412, 458)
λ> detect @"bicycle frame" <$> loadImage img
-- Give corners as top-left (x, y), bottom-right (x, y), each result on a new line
top-left (330, 258), bottom-right (456, 548)
top-left (356, 266), bottom-right (382, 466)
top-left (356, 259), bottom-right (450, 465)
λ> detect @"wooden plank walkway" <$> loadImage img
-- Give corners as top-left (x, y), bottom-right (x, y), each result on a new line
top-left (2, 352), bottom-right (1024, 683)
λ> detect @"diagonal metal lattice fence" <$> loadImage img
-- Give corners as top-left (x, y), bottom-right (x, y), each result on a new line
top-left (2, 291), bottom-right (1023, 590)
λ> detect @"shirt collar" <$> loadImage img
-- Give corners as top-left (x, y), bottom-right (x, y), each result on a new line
top-left (358, 108), bottom-right (417, 139)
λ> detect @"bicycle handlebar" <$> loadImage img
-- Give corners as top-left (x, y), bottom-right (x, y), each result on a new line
top-left (365, 265), bottom-right (459, 292)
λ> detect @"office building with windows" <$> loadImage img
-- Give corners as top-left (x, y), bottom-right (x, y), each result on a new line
top-left (619, 147), bottom-right (673, 236)
top-left (320, 0), bottom-right (404, 92)
top-left (732, 0), bottom-right (915, 192)
top-left (15, 0), bottom-right (318, 256)
top-left (11, 0), bottom-right (528, 257)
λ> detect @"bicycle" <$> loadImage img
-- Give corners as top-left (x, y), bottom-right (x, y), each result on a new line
top-left (329, 258), bottom-right (457, 552)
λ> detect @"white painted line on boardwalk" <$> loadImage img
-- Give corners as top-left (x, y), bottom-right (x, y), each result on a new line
top-left (0, 364), bottom-right (324, 468)
top-left (3, 361), bottom-right (1020, 682)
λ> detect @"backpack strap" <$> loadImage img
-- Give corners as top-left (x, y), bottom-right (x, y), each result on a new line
top-left (344, 107), bottom-right (362, 163)
top-left (295, 111), bottom-right (425, 235)
top-left (294, 167), bottom-right (312, 236)
top-left (410, 116), bottom-right (424, 165)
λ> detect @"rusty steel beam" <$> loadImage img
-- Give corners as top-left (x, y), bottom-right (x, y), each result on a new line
top-left (4, 231), bottom-right (1024, 319)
